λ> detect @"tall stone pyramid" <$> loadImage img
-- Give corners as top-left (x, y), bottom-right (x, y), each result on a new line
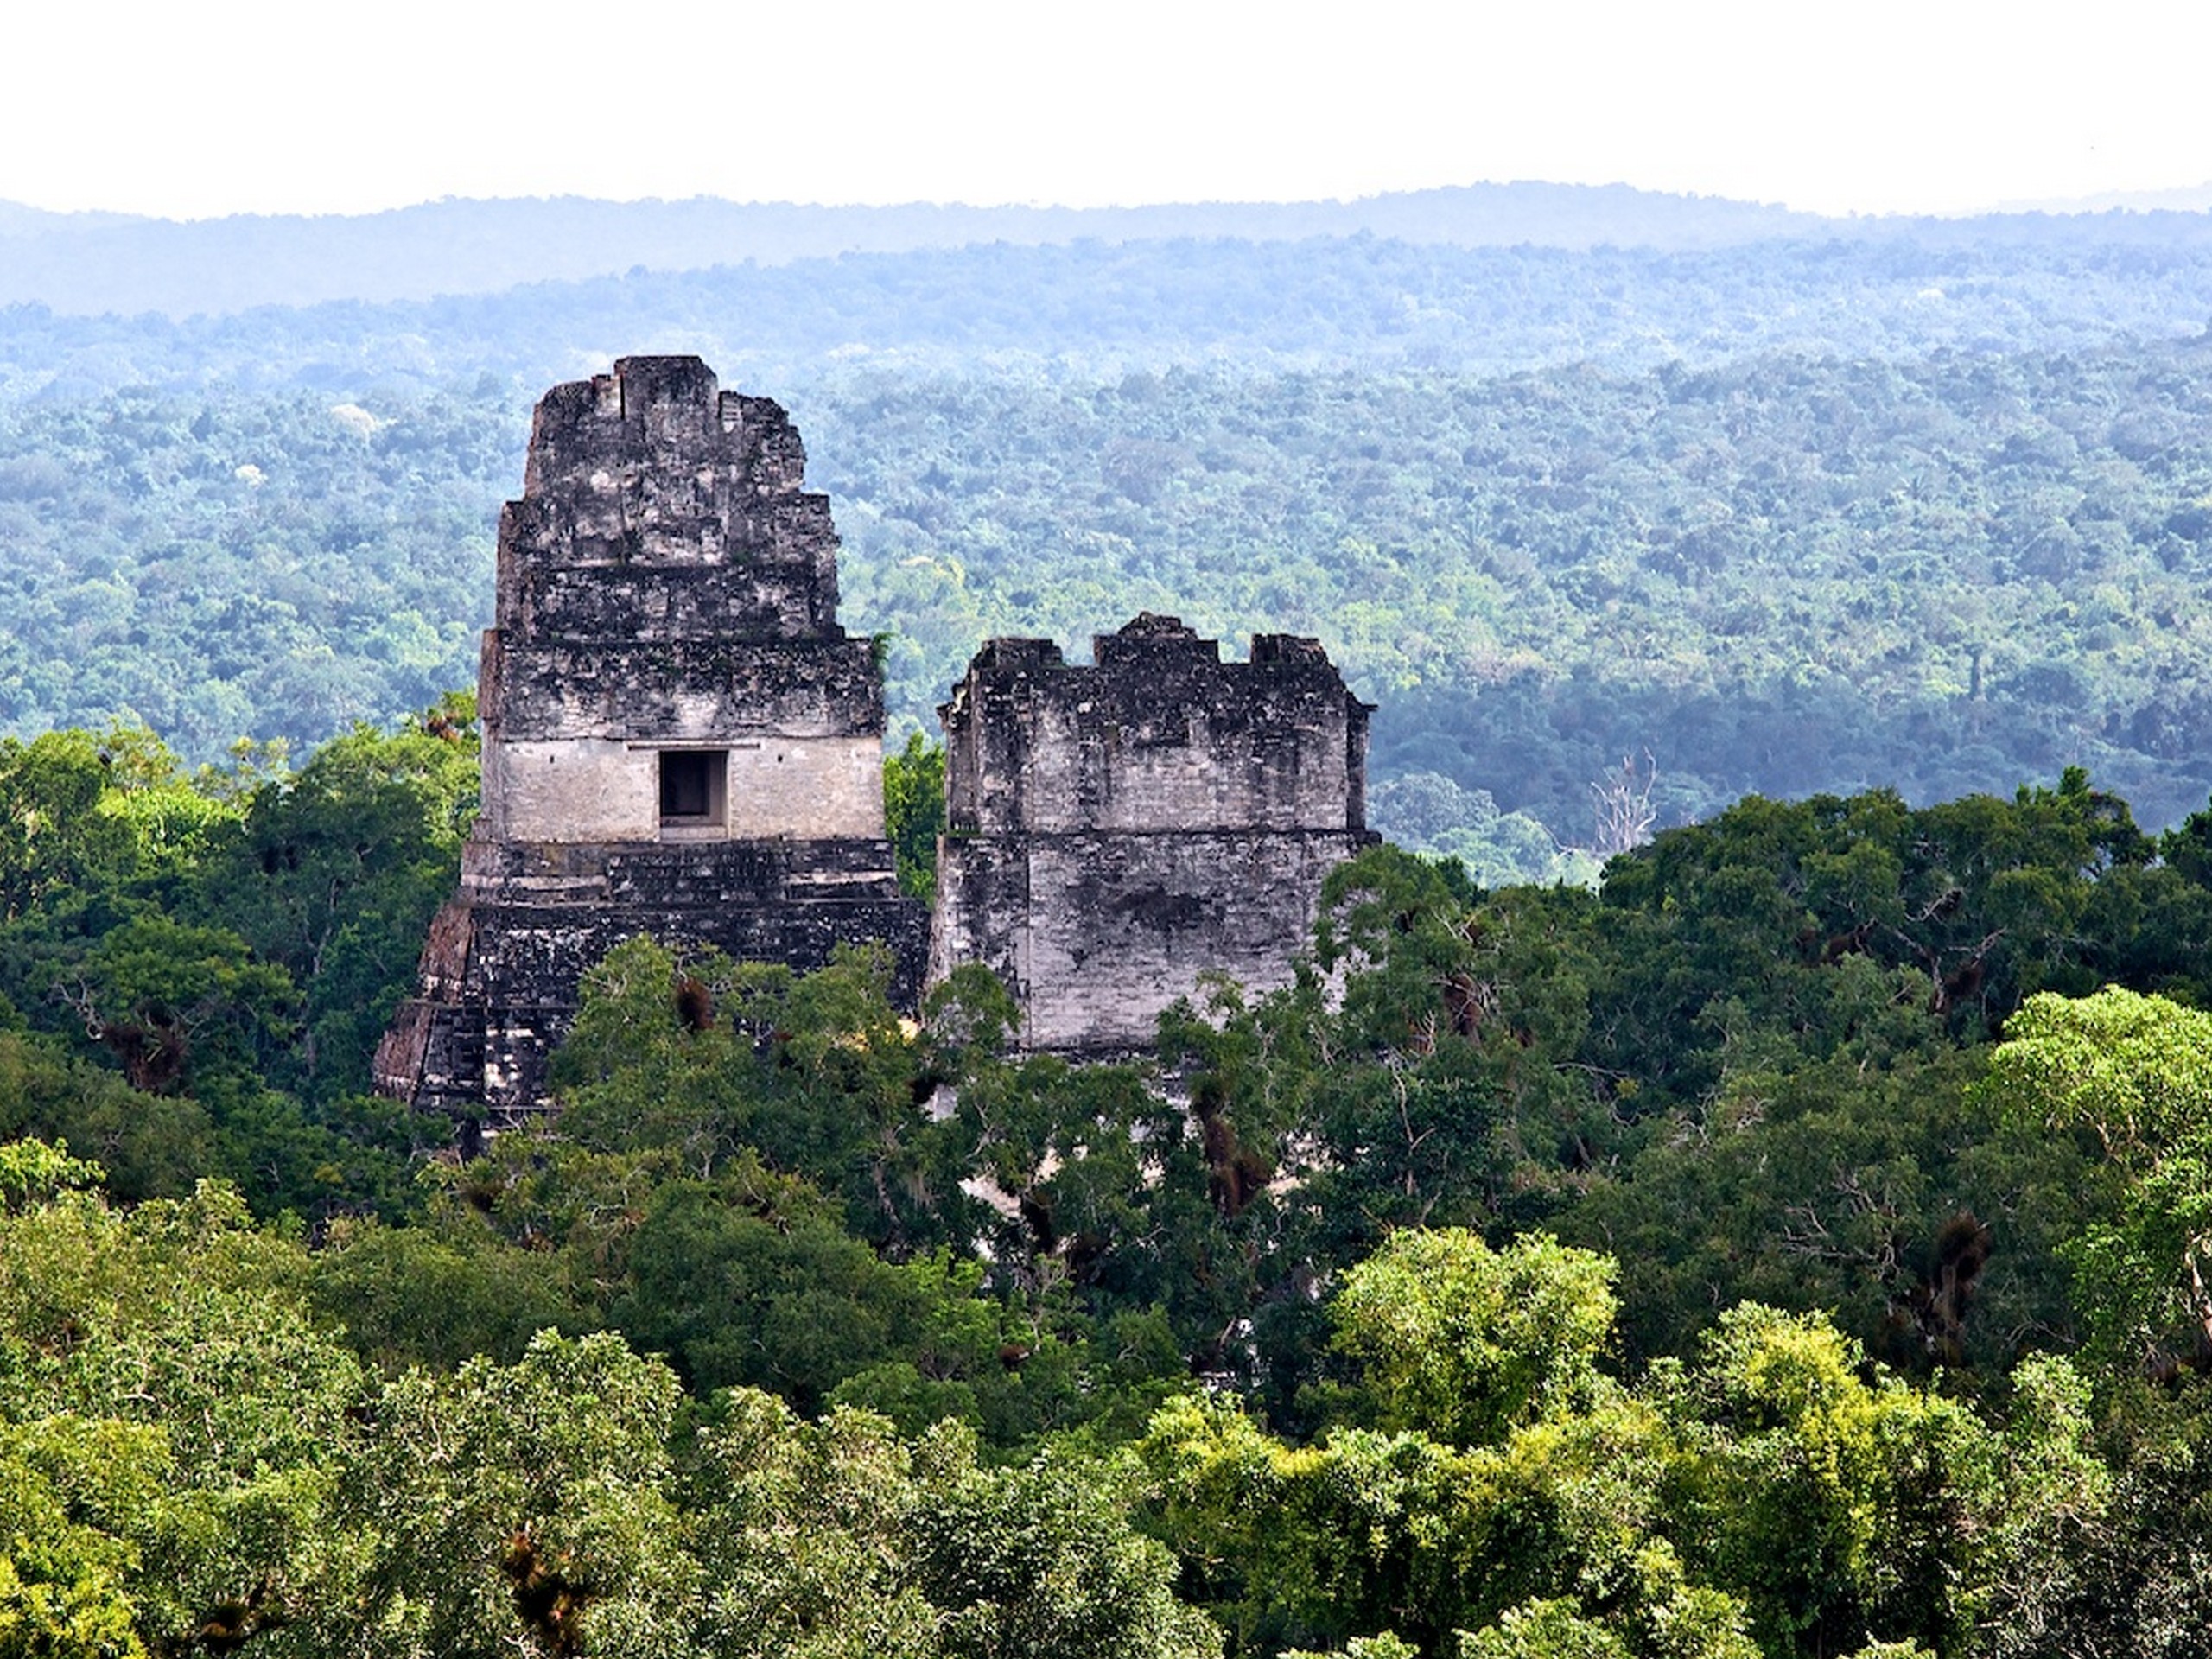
top-left (375, 357), bottom-right (925, 1129)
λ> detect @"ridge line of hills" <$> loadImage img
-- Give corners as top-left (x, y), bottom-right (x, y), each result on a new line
top-left (7, 181), bottom-right (2212, 318)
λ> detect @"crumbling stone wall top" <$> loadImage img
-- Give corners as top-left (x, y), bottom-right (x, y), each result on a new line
top-left (499, 354), bottom-right (842, 641)
top-left (940, 613), bottom-right (1373, 838)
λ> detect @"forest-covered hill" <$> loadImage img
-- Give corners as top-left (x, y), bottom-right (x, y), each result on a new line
top-left (12, 231), bottom-right (2212, 401)
top-left (9, 185), bottom-right (2212, 319)
top-left (0, 182), bottom-right (1836, 315)
top-left (7, 335), bottom-right (2212, 873)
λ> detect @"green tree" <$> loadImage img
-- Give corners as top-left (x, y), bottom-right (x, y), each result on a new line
top-left (1329, 1229), bottom-right (1617, 1446)
top-left (884, 731), bottom-right (945, 904)
top-left (1680, 1305), bottom-right (1989, 1656)
top-left (202, 715), bottom-right (477, 1100)
top-left (0, 731), bottom-right (143, 923)
top-left (0, 1160), bottom-right (365, 1656)
top-left (1979, 985), bottom-right (2212, 1371)
top-left (332, 1331), bottom-right (698, 1657)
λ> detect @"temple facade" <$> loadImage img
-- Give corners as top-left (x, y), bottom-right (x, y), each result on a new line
top-left (372, 357), bottom-right (925, 1127)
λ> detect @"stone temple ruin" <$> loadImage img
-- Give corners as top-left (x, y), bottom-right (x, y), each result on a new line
top-left (372, 357), bottom-right (926, 1123)
top-left (932, 617), bottom-right (1375, 1052)
top-left (377, 355), bottom-right (1374, 1123)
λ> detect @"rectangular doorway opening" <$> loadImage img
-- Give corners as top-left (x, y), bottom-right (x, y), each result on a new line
top-left (659, 750), bottom-right (728, 830)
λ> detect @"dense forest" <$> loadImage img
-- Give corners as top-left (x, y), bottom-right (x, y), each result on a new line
top-left (11, 194), bottom-right (2212, 881)
top-left (7, 188), bottom-right (2212, 1654)
top-left (7, 336), bottom-right (2212, 874)
top-left (1, 710), bottom-right (2210, 1656)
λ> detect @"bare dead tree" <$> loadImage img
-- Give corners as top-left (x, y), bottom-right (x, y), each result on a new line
top-left (1590, 749), bottom-right (1659, 859)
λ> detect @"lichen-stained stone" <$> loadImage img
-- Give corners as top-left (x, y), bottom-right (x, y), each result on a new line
top-left (375, 358), bottom-right (925, 1129)
top-left (931, 613), bottom-right (1376, 1054)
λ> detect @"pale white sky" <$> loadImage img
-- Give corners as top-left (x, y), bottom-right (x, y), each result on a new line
top-left (5, 0), bottom-right (2209, 220)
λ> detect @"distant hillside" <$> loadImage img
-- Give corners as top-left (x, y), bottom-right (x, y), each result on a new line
top-left (0, 201), bottom-right (143, 238)
top-left (2005, 181), bottom-right (2212, 213)
top-left (0, 184), bottom-right (1834, 316)
top-left (7, 185), bottom-right (2209, 321)
top-left (9, 232), bottom-right (2212, 403)
top-left (9, 340), bottom-right (2212, 868)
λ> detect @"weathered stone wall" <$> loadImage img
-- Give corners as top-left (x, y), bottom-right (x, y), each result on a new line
top-left (944, 624), bottom-right (1367, 837)
top-left (377, 357), bottom-right (925, 1127)
top-left (931, 614), bottom-right (1375, 1052)
top-left (487, 734), bottom-right (885, 844)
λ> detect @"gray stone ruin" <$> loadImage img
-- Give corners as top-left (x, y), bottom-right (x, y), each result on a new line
top-left (931, 615), bottom-right (1375, 1052)
top-left (377, 356), bottom-right (1375, 1125)
top-left (373, 357), bottom-right (925, 1128)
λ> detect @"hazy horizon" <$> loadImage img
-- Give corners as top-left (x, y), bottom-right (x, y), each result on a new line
top-left (11, 1), bottom-right (2211, 223)
top-left (8, 175), bottom-right (2210, 235)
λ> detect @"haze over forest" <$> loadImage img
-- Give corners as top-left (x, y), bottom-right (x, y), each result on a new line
top-left (7, 181), bottom-right (2212, 872)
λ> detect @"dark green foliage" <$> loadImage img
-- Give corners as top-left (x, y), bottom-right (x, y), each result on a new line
top-left (1992, 1374), bottom-right (2212, 1656)
top-left (3, 739), bottom-right (2212, 1651)
top-left (0, 713), bottom-right (470, 1224)
top-left (553, 936), bottom-right (979, 1253)
top-left (200, 700), bottom-right (478, 1101)
top-left (0, 1027), bottom-right (211, 1201)
top-left (885, 730), bottom-right (947, 902)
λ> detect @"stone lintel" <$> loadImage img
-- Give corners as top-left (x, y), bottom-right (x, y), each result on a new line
top-left (488, 636), bottom-right (885, 743)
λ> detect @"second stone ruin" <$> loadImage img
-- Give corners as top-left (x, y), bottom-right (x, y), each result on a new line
top-left (932, 615), bottom-right (1375, 1052)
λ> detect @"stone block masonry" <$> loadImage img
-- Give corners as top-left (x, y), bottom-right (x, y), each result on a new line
top-left (931, 614), bottom-right (1376, 1053)
top-left (375, 356), bottom-right (926, 1128)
